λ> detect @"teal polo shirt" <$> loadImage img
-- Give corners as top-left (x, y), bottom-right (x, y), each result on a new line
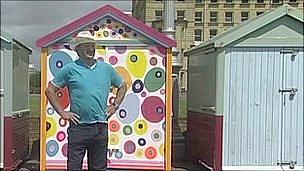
top-left (51, 59), bottom-right (123, 124)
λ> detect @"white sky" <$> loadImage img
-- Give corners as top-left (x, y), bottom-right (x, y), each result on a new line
top-left (1, 1), bottom-right (132, 69)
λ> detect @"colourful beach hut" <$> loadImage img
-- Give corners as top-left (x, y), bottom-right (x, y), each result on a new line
top-left (36, 5), bottom-right (176, 170)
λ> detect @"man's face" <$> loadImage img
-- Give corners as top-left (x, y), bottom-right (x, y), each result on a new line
top-left (75, 42), bottom-right (96, 59)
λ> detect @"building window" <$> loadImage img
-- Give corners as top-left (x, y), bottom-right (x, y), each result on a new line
top-left (225, 12), bottom-right (233, 23)
top-left (155, 10), bottom-right (163, 20)
top-left (194, 29), bottom-right (202, 41)
top-left (256, 11), bottom-right (264, 16)
top-left (196, 0), bottom-right (203, 3)
top-left (289, 0), bottom-right (296, 2)
top-left (242, 0), bottom-right (249, 3)
top-left (257, 0), bottom-right (264, 3)
top-left (272, 0), bottom-right (281, 3)
top-left (210, 12), bottom-right (217, 22)
top-left (226, 0), bottom-right (233, 3)
top-left (241, 12), bottom-right (249, 21)
top-left (195, 12), bottom-right (203, 23)
top-left (210, 0), bottom-right (217, 3)
top-left (210, 29), bottom-right (217, 38)
top-left (177, 10), bottom-right (185, 20)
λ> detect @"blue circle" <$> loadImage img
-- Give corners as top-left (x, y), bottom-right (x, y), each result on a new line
top-left (130, 55), bottom-right (138, 62)
top-left (46, 140), bottom-right (59, 157)
top-left (132, 80), bottom-right (144, 93)
top-left (56, 61), bottom-right (63, 68)
top-left (115, 151), bottom-right (123, 159)
top-left (118, 28), bottom-right (124, 34)
top-left (138, 138), bottom-right (146, 146)
top-left (117, 94), bottom-right (140, 124)
top-left (106, 18), bottom-right (112, 24)
top-left (111, 31), bottom-right (117, 38)
top-left (151, 130), bottom-right (162, 142)
top-left (119, 109), bottom-right (127, 118)
top-left (49, 51), bottom-right (73, 76)
top-left (47, 107), bottom-right (54, 115)
top-left (93, 25), bottom-right (100, 31)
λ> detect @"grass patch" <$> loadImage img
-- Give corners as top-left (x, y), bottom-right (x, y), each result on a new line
top-left (30, 94), bottom-right (40, 117)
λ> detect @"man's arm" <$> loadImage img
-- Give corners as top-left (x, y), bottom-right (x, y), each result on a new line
top-left (113, 81), bottom-right (127, 107)
top-left (106, 82), bottom-right (127, 117)
top-left (45, 83), bottom-right (79, 124)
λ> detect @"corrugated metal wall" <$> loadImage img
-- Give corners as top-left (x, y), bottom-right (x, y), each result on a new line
top-left (223, 47), bottom-right (303, 168)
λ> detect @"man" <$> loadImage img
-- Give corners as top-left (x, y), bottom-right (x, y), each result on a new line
top-left (45, 37), bottom-right (127, 170)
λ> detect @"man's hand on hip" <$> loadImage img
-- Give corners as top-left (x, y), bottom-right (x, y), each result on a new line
top-left (105, 104), bottom-right (118, 120)
top-left (60, 111), bottom-right (80, 125)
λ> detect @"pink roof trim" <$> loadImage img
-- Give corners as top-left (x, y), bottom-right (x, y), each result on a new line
top-left (36, 5), bottom-right (176, 48)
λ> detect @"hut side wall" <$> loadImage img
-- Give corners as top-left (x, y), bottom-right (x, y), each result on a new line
top-left (187, 51), bottom-right (223, 171)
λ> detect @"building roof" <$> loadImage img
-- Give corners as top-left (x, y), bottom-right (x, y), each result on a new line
top-left (36, 5), bottom-right (176, 48)
top-left (185, 4), bottom-right (303, 55)
top-left (1, 30), bottom-right (33, 52)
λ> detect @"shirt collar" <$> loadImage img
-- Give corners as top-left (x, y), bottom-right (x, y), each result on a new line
top-left (77, 58), bottom-right (98, 70)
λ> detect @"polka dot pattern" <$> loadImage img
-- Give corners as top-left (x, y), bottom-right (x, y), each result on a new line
top-left (45, 17), bottom-right (169, 166)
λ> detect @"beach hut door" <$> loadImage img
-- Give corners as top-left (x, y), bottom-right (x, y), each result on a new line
top-left (277, 49), bottom-right (303, 169)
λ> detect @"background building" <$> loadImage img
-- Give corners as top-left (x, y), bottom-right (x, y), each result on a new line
top-left (132, 0), bottom-right (304, 119)
top-left (133, 0), bottom-right (303, 49)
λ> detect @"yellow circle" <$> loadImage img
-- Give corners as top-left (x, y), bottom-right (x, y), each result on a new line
top-left (159, 144), bottom-right (164, 156)
top-left (109, 134), bottom-right (119, 145)
top-left (96, 45), bottom-right (106, 56)
top-left (46, 117), bottom-right (57, 138)
top-left (96, 31), bottom-right (103, 39)
top-left (135, 149), bottom-right (144, 158)
top-left (134, 119), bottom-right (148, 135)
top-left (126, 51), bottom-right (147, 78)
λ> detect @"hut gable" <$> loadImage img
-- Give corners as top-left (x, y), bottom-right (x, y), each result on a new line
top-left (36, 5), bottom-right (176, 48)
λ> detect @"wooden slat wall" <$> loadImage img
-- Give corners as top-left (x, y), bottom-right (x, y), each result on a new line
top-left (12, 111), bottom-right (30, 168)
top-left (186, 110), bottom-right (223, 171)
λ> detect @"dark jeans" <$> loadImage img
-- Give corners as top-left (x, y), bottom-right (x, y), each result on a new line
top-left (67, 123), bottom-right (108, 171)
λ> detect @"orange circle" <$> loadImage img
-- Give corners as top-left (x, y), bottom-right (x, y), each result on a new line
top-left (109, 120), bottom-right (120, 132)
top-left (145, 146), bottom-right (157, 159)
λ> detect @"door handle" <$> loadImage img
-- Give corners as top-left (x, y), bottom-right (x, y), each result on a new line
top-left (200, 106), bottom-right (215, 112)
top-left (0, 88), bottom-right (4, 97)
top-left (279, 88), bottom-right (298, 95)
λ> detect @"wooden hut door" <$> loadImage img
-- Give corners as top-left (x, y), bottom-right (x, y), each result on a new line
top-left (278, 48), bottom-right (303, 170)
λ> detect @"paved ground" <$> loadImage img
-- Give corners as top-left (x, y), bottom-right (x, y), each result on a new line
top-left (172, 160), bottom-right (207, 171)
